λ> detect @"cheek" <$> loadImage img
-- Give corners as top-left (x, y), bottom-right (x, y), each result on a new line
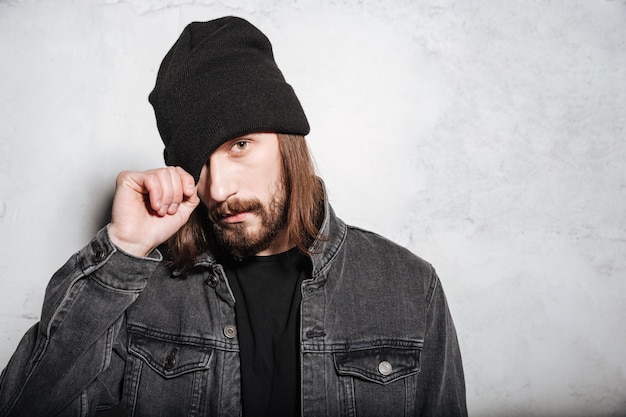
top-left (260, 167), bottom-right (283, 195)
top-left (198, 190), bottom-right (211, 209)
top-left (261, 155), bottom-right (283, 186)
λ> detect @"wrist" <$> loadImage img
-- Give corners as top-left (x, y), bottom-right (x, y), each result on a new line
top-left (107, 224), bottom-right (155, 258)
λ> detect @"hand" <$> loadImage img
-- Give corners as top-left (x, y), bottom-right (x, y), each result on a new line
top-left (108, 167), bottom-right (200, 257)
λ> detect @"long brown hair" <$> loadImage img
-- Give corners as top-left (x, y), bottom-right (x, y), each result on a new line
top-left (168, 133), bottom-right (324, 269)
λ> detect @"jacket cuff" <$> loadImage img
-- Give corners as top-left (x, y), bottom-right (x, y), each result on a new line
top-left (77, 225), bottom-right (163, 292)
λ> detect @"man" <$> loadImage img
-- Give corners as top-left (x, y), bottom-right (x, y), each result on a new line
top-left (0, 16), bottom-right (466, 417)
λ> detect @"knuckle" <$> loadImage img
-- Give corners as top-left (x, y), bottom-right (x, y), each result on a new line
top-left (115, 170), bottom-right (131, 184)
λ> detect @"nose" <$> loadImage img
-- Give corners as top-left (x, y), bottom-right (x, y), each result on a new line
top-left (207, 152), bottom-right (237, 205)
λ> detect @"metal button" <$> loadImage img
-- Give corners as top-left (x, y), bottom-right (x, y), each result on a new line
top-left (164, 347), bottom-right (178, 370)
top-left (378, 360), bottom-right (393, 376)
top-left (223, 325), bottom-right (237, 339)
top-left (206, 275), bottom-right (218, 288)
top-left (92, 245), bottom-right (106, 262)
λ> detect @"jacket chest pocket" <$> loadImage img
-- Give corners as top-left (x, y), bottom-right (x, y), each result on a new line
top-left (333, 347), bottom-right (421, 417)
top-left (125, 333), bottom-right (214, 416)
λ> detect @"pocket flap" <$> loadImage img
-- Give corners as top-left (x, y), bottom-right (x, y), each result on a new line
top-left (334, 347), bottom-right (420, 385)
top-left (129, 333), bottom-right (212, 378)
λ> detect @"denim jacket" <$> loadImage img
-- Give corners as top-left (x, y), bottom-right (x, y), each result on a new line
top-left (0, 197), bottom-right (467, 417)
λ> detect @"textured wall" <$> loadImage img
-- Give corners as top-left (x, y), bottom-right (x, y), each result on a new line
top-left (1, 0), bottom-right (625, 415)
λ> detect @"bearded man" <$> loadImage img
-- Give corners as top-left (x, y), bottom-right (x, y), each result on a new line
top-left (0, 16), bottom-right (467, 417)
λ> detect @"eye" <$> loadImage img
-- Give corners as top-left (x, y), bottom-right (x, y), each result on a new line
top-left (232, 140), bottom-right (249, 151)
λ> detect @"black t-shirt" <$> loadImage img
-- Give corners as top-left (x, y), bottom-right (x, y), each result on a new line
top-left (223, 248), bottom-right (309, 417)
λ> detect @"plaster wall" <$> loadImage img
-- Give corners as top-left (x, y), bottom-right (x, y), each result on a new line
top-left (1, 1), bottom-right (625, 415)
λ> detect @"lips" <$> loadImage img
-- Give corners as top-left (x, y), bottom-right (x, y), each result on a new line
top-left (220, 211), bottom-right (249, 223)
top-left (209, 198), bottom-right (263, 224)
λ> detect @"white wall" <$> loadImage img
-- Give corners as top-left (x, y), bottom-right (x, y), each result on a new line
top-left (1, 0), bottom-right (625, 415)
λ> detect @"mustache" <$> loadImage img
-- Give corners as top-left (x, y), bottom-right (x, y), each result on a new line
top-left (208, 198), bottom-right (263, 223)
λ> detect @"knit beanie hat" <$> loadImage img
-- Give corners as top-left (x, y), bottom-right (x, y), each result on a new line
top-left (148, 16), bottom-right (310, 182)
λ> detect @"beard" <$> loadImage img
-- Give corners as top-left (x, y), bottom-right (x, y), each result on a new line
top-left (207, 189), bottom-right (287, 259)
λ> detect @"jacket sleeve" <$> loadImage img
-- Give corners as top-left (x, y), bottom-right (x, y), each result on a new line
top-left (0, 226), bottom-right (162, 417)
top-left (415, 268), bottom-right (468, 417)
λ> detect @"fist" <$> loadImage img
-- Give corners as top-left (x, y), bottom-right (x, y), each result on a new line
top-left (108, 167), bottom-right (200, 257)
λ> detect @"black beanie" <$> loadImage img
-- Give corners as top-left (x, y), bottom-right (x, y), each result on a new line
top-left (148, 16), bottom-right (310, 182)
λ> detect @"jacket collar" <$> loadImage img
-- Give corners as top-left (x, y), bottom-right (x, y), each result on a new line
top-left (308, 183), bottom-right (347, 280)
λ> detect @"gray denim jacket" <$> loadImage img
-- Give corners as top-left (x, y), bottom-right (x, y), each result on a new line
top-left (0, 198), bottom-right (467, 417)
